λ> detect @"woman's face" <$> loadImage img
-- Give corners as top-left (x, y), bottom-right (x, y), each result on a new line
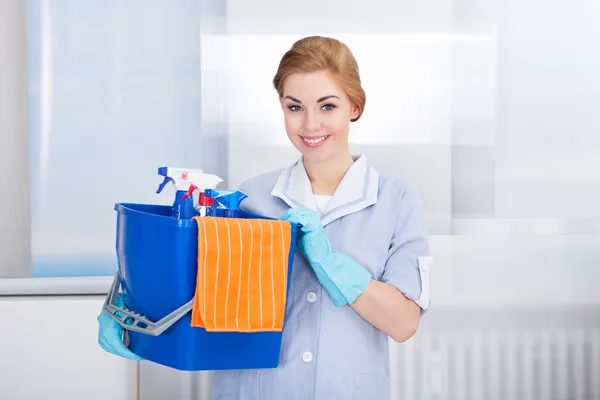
top-left (280, 70), bottom-right (359, 163)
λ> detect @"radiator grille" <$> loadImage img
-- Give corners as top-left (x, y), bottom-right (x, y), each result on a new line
top-left (391, 325), bottom-right (600, 399)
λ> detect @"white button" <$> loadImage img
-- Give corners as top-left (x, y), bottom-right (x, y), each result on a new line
top-left (302, 351), bottom-right (313, 363)
top-left (306, 291), bottom-right (317, 303)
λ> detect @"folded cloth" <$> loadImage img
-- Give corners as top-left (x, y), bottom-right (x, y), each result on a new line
top-left (191, 217), bottom-right (292, 332)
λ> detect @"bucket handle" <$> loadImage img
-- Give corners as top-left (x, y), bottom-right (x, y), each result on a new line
top-left (102, 272), bottom-right (194, 336)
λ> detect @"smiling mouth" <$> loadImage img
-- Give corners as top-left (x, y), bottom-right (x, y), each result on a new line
top-left (301, 135), bottom-right (331, 145)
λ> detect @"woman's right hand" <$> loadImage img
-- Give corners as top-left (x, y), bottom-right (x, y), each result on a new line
top-left (97, 295), bottom-right (144, 361)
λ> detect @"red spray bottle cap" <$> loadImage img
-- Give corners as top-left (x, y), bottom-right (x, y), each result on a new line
top-left (198, 192), bottom-right (215, 206)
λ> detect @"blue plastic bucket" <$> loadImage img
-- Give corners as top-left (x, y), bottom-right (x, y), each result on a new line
top-left (114, 203), bottom-right (297, 371)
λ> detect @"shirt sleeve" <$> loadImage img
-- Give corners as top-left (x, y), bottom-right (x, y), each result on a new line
top-left (379, 184), bottom-right (432, 313)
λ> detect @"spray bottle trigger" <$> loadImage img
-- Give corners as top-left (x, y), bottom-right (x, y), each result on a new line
top-left (156, 176), bottom-right (173, 194)
top-left (181, 184), bottom-right (197, 201)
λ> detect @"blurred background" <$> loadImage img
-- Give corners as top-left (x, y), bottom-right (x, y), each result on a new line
top-left (0, 0), bottom-right (599, 399)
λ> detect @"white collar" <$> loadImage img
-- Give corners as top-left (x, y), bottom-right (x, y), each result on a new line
top-left (271, 155), bottom-right (379, 226)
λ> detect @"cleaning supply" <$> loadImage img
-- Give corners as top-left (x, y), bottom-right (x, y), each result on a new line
top-left (106, 201), bottom-right (299, 371)
top-left (205, 189), bottom-right (248, 218)
top-left (195, 192), bottom-right (215, 217)
top-left (280, 208), bottom-right (372, 306)
top-left (156, 166), bottom-right (204, 219)
top-left (180, 173), bottom-right (224, 217)
top-left (190, 216), bottom-right (293, 332)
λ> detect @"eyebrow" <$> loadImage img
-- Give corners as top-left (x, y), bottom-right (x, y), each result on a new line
top-left (284, 95), bottom-right (340, 104)
top-left (284, 95), bottom-right (302, 104)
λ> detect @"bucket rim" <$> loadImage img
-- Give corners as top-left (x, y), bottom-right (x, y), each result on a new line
top-left (114, 202), bottom-right (301, 231)
top-left (114, 202), bottom-right (197, 228)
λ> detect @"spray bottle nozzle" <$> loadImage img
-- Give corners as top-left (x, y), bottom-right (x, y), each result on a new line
top-left (204, 189), bottom-right (220, 199)
top-left (156, 166), bottom-right (204, 192)
top-left (204, 190), bottom-right (248, 217)
top-left (179, 173), bottom-right (224, 205)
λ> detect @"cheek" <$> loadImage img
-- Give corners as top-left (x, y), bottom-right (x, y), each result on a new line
top-left (325, 116), bottom-right (351, 139)
top-left (283, 113), bottom-right (301, 135)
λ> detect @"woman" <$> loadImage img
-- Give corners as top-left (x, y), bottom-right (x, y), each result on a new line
top-left (99, 35), bottom-right (431, 399)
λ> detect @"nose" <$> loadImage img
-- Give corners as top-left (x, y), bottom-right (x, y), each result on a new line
top-left (302, 110), bottom-right (321, 132)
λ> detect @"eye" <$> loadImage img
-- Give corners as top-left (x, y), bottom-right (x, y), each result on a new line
top-left (288, 105), bottom-right (302, 112)
top-left (321, 104), bottom-right (336, 111)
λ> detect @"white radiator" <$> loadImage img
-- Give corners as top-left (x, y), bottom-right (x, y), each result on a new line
top-left (391, 319), bottom-right (600, 399)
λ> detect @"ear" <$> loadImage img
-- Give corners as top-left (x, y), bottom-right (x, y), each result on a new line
top-left (350, 103), bottom-right (360, 121)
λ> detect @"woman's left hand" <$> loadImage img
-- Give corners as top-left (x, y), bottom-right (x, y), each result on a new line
top-left (280, 208), bottom-right (331, 263)
top-left (280, 208), bottom-right (372, 306)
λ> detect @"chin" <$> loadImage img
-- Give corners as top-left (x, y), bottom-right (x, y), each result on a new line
top-left (301, 152), bottom-right (328, 163)
top-left (300, 148), bottom-right (338, 163)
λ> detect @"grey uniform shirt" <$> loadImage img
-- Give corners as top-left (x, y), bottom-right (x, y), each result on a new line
top-left (210, 155), bottom-right (431, 400)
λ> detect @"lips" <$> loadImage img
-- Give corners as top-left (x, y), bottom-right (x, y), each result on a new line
top-left (300, 135), bottom-right (331, 148)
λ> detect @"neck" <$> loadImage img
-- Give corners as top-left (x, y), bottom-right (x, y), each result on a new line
top-left (303, 152), bottom-right (355, 195)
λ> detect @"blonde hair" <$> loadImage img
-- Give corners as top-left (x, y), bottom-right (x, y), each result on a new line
top-left (272, 36), bottom-right (366, 122)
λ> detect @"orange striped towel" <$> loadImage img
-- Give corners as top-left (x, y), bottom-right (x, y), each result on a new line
top-left (190, 217), bottom-right (292, 332)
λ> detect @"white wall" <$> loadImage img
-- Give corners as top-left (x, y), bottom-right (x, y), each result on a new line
top-left (0, 295), bottom-right (137, 400)
top-left (223, 0), bottom-right (600, 309)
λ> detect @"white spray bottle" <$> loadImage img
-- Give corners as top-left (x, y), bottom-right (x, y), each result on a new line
top-left (180, 172), bottom-right (224, 216)
top-left (156, 166), bottom-right (205, 219)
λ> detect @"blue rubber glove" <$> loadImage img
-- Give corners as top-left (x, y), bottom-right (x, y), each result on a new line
top-left (97, 294), bottom-right (144, 361)
top-left (281, 208), bottom-right (372, 306)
